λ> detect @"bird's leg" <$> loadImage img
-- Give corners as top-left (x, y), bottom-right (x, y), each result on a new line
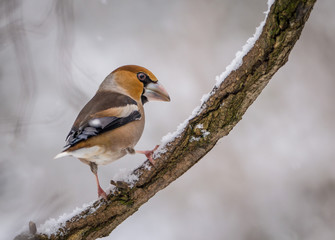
top-left (135, 145), bottom-right (159, 165)
top-left (89, 162), bottom-right (107, 200)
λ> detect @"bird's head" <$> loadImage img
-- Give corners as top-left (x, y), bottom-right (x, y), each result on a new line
top-left (100, 65), bottom-right (170, 104)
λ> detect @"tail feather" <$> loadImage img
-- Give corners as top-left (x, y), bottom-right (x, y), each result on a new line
top-left (54, 151), bottom-right (70, 159)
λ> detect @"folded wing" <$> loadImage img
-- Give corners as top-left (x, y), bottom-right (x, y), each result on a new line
top-left (63, 91), bottom-right (141, 149)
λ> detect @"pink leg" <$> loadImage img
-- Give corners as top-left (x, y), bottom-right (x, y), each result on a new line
top-left (136, 145), bottom-right (159, 165)
top-left (94, 173), bottom-right (107, 200)
top-left (89, 162), bottom-right (107, 200)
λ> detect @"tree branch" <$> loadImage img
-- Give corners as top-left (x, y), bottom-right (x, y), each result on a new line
top-left (18, 0), bottom-right (317, 239)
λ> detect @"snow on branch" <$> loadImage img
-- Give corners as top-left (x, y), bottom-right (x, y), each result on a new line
top-left (15, 0), bottom-right (317, 239)
top-left (159, 0), bottom-right (275, 150)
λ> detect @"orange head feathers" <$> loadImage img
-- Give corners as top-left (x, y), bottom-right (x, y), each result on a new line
top-left (100, 65), bottom-right (170, 104)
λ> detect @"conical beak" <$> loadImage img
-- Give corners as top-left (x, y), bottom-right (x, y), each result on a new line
top-left (144, 82), bottom-right (170, 102)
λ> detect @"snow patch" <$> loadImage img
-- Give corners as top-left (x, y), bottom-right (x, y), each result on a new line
top-left (215, 0), bottom-right (274, 87)
top-left (111, 168), bottom-right (139, 187)
top-left (157, 0), bottom-right (274, 153)
top-left (38, 170), bottom-right (140, 236)
top-left (190, 136), bottom-right (201, 142)
top-left (190, 124), bottom-right (210, 142)
top-left (196, 124), bottom-right (210, 138)
top-left (38, 201), bottom-right (101, 237)
top-left (143, 161), bottom-right (152, 170)
top-left (161, 121), bottom-right (188, 144)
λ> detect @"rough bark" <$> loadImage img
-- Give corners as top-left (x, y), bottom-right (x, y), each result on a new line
top-left (16, 0), bottom-right (317, 239)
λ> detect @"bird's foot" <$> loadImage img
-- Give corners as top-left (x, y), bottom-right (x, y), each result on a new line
top-left (136, 145), bottom-right (159, 165)
top-left (97, 185), bottom-right (108, 200)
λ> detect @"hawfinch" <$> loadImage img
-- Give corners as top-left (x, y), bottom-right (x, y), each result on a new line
top-left (55, 65), bottom-right (170, 199)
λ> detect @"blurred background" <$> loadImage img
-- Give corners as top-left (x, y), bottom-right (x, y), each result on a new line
top-left (1, 0), bottom-right (335, 239)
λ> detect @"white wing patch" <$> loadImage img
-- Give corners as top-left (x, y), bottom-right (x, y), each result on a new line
top-left (116, 104), bottom-right (139, 118)
top-left (88, 104), bottom-right (139, 128)
top-left (89, 119), bottom-right (102, 127)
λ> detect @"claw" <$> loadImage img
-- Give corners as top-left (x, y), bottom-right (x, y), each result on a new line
top-left (136, 145), bottom-right (159, 165)
top-left (98, 186), bottom-right (107, 200)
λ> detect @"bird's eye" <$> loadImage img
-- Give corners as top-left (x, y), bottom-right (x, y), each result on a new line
top-left (137, 72), bottom-right (147, 81)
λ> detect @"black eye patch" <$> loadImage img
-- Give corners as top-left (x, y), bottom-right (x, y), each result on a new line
top-left (137, 72), bottom-right (152, 85)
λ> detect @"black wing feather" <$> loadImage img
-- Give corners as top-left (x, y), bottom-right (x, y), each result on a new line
top-left (64, 110), bottom-right (141, 149)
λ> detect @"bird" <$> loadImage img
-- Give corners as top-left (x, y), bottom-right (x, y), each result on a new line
top-left (55, 65), bottom-right (170, 199)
